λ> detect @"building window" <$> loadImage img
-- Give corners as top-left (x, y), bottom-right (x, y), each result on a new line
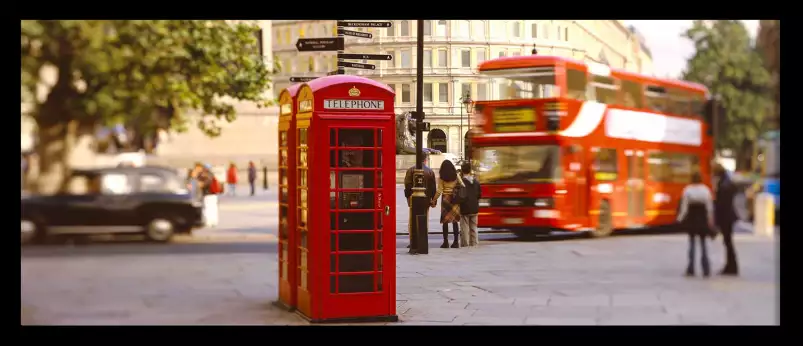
top-left (386, 50), bottom-right (395, 68)
top-left (401, 50), bottom-right (411, 68)
top-left (437, 49), bottom-right (448, 67)
top-left (498, 50), bottom-right (506, 58)
top-left (254, 29), bottom-right (264, 57)
top-left (472, 21), bottom-right (485, 39)
top-left (491, 20), bottom-right (505, 37)
top-left (436, 20), bottom-right (448, 37)
top-left (387, 23), bottom-right (394, 37)
top-left (423, 20), bottom-right (432, 36)
top-left (390, 84), bottom-right (397, 103)
top-left (428, 129), bottom-right (447, 153)
top-left (461, 49), bottom-right (471, 68)
top-left (476, 48), bottom-right (486, 65)
top-left (531, 23), bottom-right (538, 38)
top-left (424, 49), bottom-right (432, 67)
top-left (512, 21), bottom-right (521, 37)
top-left (512, 51), bottom-right (521, 57)
top-left (284, 29), bottom-right (290, 45)
top-left (477, 83), bottom-right (487, 101)
top-left (460, 83), bottom-right (471, 99)
top-left (299, 24), bottom-right (306, 38)
top-left (400, 20), bottom-right (410, 36)
top-left (424, 83), bottom-right (433, 102)
top-left (402, 84), bottom-right (411, 103)
top-left (543, 24), bottom-right (550, 39)
top-left (557, 26), bottom-right (564, 41)
top-left (564, 27), bottom-right (569, 41)
top-left (458, 20), bottom-right (470, 37)
top-left (438, 84), bottom-right (448, 103)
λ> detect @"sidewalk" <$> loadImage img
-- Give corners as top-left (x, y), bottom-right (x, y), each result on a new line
top-left (22, 232), bottom-right (777, 325)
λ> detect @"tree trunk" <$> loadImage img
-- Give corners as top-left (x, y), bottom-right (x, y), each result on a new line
top-left (33, 120), bottom-right (78, 195)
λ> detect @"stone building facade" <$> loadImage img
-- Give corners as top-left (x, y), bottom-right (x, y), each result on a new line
top-left (272, 20), bottom-right (654, 159)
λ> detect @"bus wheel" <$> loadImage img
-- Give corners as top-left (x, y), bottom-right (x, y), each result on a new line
top-left (589, 201), bottom-right (614, 238)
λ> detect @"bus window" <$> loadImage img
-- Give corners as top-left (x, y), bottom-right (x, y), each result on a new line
top-left (566, 68), bottom-right (587, 101)
top-left (645, 85), bottom-right (667, 112)
top-left (476, 145), bottom-right (561, 184)
top-left (647, 151), bottom-right (671, 182)
top-left (667, 88), bottom-right (691, 116)
top-left (647, 151), bottom-right (699, 183)
top-left (590, 75), bottom-right (618, 104)
top-left (593, 148), bottom-right (618, 181)
top-left (619, 79), bottom-right (643, 109)
top-left (690, 93), bottom-right (705, 118)
top-left (486, 66), bottom-right (561, 100)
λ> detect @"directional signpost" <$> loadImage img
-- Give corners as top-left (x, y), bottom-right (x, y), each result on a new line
top-left (289, 76), bottom-right (317, 83)
top-left (338, 61), bottom-right (375, 70)
top-left (296, 37), bottom-right (344, 52)
top-left (339, 53), bottom-right (392, 61)
top-left (342, 30), bottom-right (372, 39)
top-left (337, 21), bottom-right (392, 28)
top-left (296, 21), bottom-right (393, 76)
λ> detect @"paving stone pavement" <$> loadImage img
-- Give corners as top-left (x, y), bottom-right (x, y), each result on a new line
top-left (21, 231), bottom-right (777, 325)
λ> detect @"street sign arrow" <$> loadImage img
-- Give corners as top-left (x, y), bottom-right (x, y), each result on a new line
top-left (296, 37), bottom-right (344, 52)
top-left (337, 21), bottom-right (392, 28)
top-left (338, 61), bottom-right (375, 70)
top-left (342, 29), bottom-right (373, 39)
top-left (289, 76), bottom-right (317, 83)
top-left (339, 53), bottom-right (392, 61)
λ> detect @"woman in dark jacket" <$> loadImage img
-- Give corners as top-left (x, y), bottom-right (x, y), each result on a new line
top-left (677, 172), bottom-right (716, 277)
top-left (432, 160), bottom-right (464, 248)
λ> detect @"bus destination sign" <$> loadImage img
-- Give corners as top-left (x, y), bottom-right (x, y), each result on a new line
top-left (492, 107), bottom-right (536, 132)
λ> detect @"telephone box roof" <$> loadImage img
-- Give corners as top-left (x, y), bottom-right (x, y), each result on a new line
top-left (305, 75), bottom-right (394, 94)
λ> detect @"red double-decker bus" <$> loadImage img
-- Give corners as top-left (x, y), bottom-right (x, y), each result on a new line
top-left (471, 55), bottom-right (713, 238)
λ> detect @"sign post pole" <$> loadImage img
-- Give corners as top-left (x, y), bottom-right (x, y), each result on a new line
top-left (411, 19), bottom-right (429, 255)
top-left (337, 21), bottom-right (345, 75)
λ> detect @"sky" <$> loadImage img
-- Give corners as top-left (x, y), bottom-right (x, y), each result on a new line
top-left (622, 20), bottom-right (760, 78)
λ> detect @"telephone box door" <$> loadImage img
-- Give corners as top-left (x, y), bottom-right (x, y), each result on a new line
top-left (324, 123), bottom-right (396, 318)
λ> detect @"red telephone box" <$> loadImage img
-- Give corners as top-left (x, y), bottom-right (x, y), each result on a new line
top-left (275, 84), bottom-right (301, 311)
top-left (293, 75), bottom-right (398, 323)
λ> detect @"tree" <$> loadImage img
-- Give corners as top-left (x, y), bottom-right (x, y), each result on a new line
top-left (21, 20), bottom-right (277, 193)
top-left (682, 20), bottom-right (772, 170)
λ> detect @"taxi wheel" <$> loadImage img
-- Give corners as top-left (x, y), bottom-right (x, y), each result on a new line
top-left (145, 215), bottom-right (175, 243)
top-left (589, 201), bottom-right (613, 238)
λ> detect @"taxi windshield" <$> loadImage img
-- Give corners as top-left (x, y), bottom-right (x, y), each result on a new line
top-left (481, 67), bottom-right (561, 101)
top-left (475, 145), bottom-right (561, 184)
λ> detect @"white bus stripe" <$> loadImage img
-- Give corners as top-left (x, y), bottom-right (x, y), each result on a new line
top-left (561, 101), bottom-right (607, 138)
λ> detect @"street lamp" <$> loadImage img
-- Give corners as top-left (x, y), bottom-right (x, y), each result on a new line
top-left (461, 93), bottom-right (474, 163)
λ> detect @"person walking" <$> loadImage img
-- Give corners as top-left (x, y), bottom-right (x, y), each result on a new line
top-left (248, 161), bottom-right (258, 197)
top-left (432, 160), bottom-right (465, 249)
top-left (677, 172), bottom-right (716, 277)
top-left (403, 163), bottom-right (437, 253)
top-left (714, 164), bottom-right (740, 276)
top-left (199, 163), bottom-right (222, 227)
top-left (459, 162), bottom-right (481, 248)
top-left (226, 163), bottom-right (238, 196)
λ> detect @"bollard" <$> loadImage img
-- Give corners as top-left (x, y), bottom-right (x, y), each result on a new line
top-left (263, 166), bottom-right (268, 190)
top-left (754, 192), bottom-right (775, 237)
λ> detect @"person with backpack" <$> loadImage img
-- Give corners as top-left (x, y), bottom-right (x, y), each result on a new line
top-left (459, 162), bottom-right (482, 247)
top-left (198, 163), bottom-right (222, 227)
top-left (432, 160), bottom-right (465, 248)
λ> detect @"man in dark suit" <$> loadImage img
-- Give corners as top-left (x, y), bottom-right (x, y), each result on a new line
top-left (404, 164), bottom-right (436, 253)
top-left (714, 164), bottom-right (740, 276)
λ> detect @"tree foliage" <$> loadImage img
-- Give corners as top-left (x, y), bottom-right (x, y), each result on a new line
top-left (21, 20), bottom-right (277, 192)
top-left (682, 20), bottom-right (772, 168)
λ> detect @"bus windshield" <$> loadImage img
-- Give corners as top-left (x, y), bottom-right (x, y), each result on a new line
top-left (475, 145), bottom-right (561, 184)
top-left (481, 67), bottom-right (561, 101)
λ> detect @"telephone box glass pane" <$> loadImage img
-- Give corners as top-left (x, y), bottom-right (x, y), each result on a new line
top-left (330, 150), bottom-right (336, 167)
top-left (337, 254), bottom-right (374, 272)
top-left (338, 233), bottom-right (374, 251)
top-left (330, 192), bottom-right (336, 209)
top-left (280, 149), bottom-right (288, 167)
top-left (299, 128), bottom-right (308, 145)
top-left (376, 252), bottom-right (383, 272)
top-left (339, 275), bottom-right (373, 293)
top-left (377, 171), bottom-right (383, 188)
top-left (331, 234), bottom-right (337, 252)
top-left (338, 129), bottom-right (375, 147)
top-left (299, 209), bottom-right (308, 228)
top-left (280, 187), bottom-right (288, 203)
top-left (300, 170), bottom-right (307, 186)
top-left (339, 192), bottom-right (375, 209)
top-left (330, 213), bottom-right (336, 230)
top-left (330, 276), bottom-right (337, 294)
top-left (280, 131), bottom-right (287, 146)
top-left (377, 129), bottom-right (383, 146)
top-left (377, 151), bottom-right (383, 167)
top-left (299, 151), bottom-right (308, 167)
top-left (338, 212), bottom-right (375, 230)
top-left (330, 128), bottom-right (336, 147)
top-left (330, 171), bottom-right (336, 189)
top-left (280, 169), bottom-right (288, 186)
top-left (338, 150), bottom-right (375, 168)
top-left (299, 189), bottom-right (308, 207)
top-left (339, 172), bottom-right (374, 188)
top-left (376, 273), bottom-right (383, 291)
top-left (279, 206), bottom-right (288, 236)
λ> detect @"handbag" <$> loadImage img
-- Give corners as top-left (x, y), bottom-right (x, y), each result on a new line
top-left (452, 181), bottom-right (467, 204)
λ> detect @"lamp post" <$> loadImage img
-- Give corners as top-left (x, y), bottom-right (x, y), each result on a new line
top-left (461, 94), bottom-right (474, 163)
top-left (409, 20), bottom-right (429, 255)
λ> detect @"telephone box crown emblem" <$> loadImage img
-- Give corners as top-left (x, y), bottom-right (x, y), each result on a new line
top-left (349, 86), bottom-right (361, 97)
